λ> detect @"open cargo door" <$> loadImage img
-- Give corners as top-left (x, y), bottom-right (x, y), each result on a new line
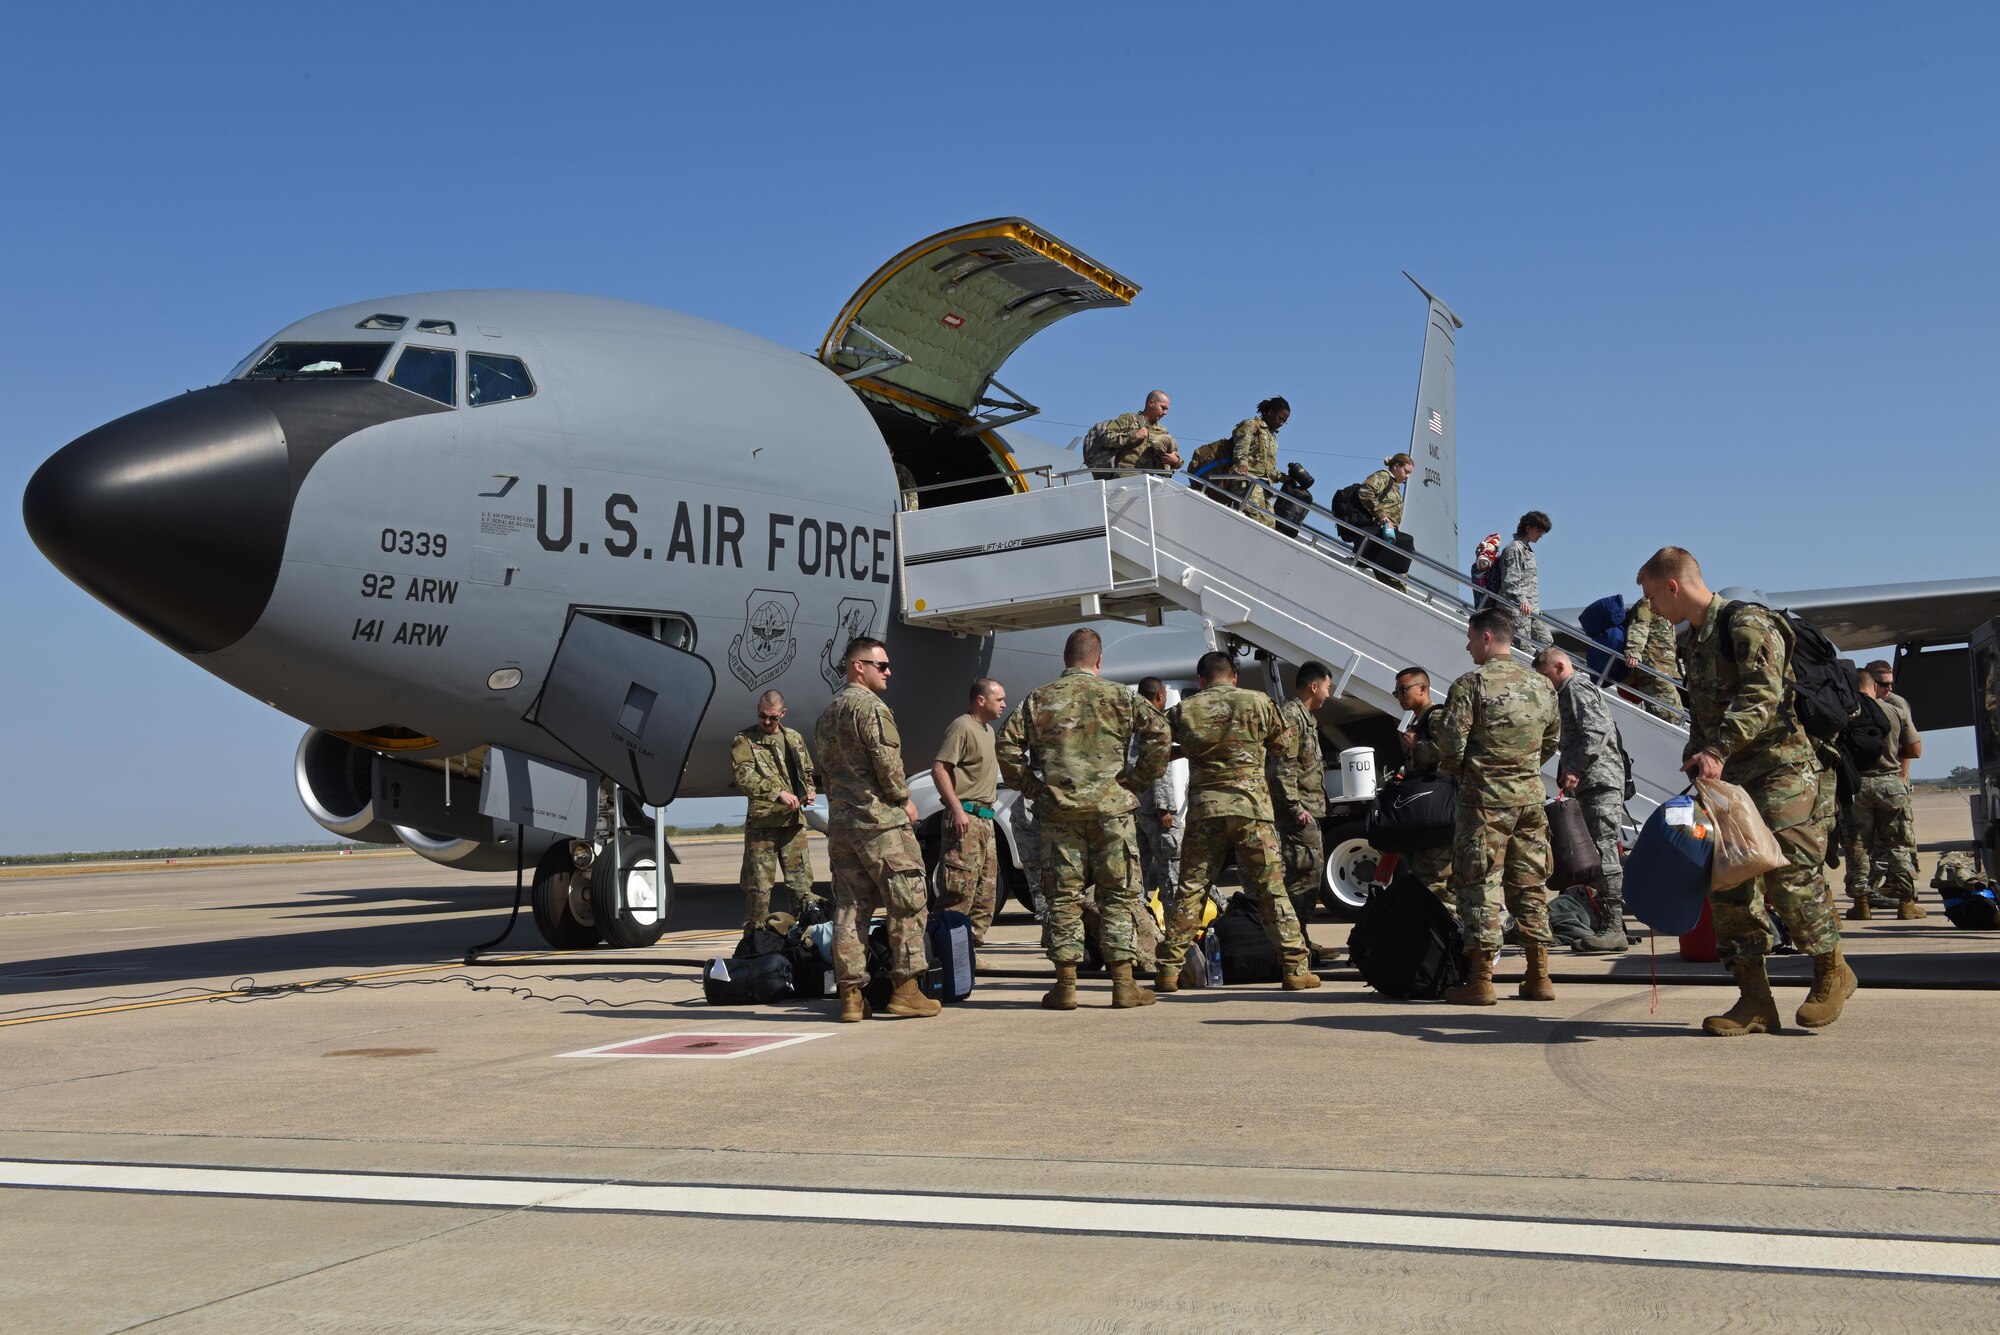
top-left (821, 218), bottom-right (1138, 502)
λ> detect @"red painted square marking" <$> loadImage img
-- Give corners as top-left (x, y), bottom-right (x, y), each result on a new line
top-left (565, 1032), bottom-right (829, 1061)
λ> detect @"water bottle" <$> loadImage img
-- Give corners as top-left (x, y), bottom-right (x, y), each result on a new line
top-left (1206, 927), bottom-right (1224, 986)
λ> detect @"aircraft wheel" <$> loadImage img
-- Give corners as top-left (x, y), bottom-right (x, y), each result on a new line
top-left (589, 831), bottom-right (672, 949)
top-left (531, 842), bottom-right (601, 949)
top-left (1319, 818), bottom-right (1383, 921)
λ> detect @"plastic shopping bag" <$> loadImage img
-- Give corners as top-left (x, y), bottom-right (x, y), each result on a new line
top-left (1693, 777), bottom-right (1788, 892)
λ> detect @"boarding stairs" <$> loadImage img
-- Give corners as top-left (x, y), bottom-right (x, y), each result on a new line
top-left (896, 471), bottom-right (1691, 813)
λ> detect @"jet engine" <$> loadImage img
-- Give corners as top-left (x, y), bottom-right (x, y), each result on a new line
top-left (294, 728), bottom-right (399, 844)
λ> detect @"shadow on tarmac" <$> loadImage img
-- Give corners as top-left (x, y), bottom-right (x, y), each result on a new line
top-left (1200, 1009), bottom-right (1711, 1045)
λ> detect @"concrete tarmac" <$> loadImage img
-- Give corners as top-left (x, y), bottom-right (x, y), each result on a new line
top-left (3, 793), bottom-right (1997, 1331)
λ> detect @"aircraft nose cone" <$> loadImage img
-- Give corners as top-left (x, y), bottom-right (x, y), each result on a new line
top-left (23, 386), bottom-right (290, 654)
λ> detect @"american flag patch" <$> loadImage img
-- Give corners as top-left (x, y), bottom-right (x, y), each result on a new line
top-left (1428, 409), bottom-right (1444, 435)
top-left (941, 313), bottom-right (964, 328)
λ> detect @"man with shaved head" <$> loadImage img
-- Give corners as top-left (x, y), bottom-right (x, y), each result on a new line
top-left (731, 688), bottom-right (819, 927)
top-left (931, 676), bottom-right (1009, 947)
top-left (1533, 647), bottom-right (1631, 952)
top-left (1093, 390), bottom-right (1181, 475)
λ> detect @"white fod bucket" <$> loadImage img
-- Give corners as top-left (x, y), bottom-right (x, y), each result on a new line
top-left (1340, 747), bottom-right (1377, 801)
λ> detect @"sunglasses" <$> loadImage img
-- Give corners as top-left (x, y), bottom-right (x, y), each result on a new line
top-left (758, 712), bottom-right (785, 722)
top-left (856, 659), bottom-right (891, 671)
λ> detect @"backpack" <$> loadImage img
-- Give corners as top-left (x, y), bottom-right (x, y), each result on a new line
top-left (1578, 595), bottom-right (1629, 681)
top-left (862, 920), bottom-right (896, 1011)
top-left (1469, 533), bottom-right (1503, 591)
top-left (924, 908), bottom-right (976, 1002)
top-left (1212, 892), bottom-right (1284, 983)
top-left (703, 952), bottom-right (792, 1005)
top-left (1623, 795), bottom-right (1715, 935)
top-left (1079, 419), bottom-right (1120, 470)
top-left (1347, 874), bottom-right (1467, 999)
top-left (1840, 695), bottom-right (1894, 772)
top-left (1942, 885), bottom-right (2000, 930)
top-left (1718, 602), bottom-right (1862, 745)
top-left (1187, 437), bottom-right (1234, 478)
top-left (1330, 482), bottom-right (1370, 529)
top-left (783, 923), bottom-right (834, 999)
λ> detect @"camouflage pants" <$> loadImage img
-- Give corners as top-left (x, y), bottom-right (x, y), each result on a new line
top-left (1242, 480), bottom-right (1276, 527)
top-left (1279, 816), bottom-right (1325, 941)
top-left (1009, 797), bottom-right (1050, 916)
top-left (1712, 764), bottom-right (1840, 966)
top-left (1405, 842), bottom-right (1454, 899)
top-left (1160, 815), bottom-right (1307, 973)
top-left (1137, 809), bottom-right (1181, 902)
top-left (1631, 667), bottom-right (1682, 722)
top-left (1575, 785), bottom-right (1626, 899)
top-left (1844, 773), bottom-right (1917, 900)
top-left (827, 824), bottom-right (928, 987)
top-left (936, 813), bottom-right (997, 944)
top-left (1042, 815), bottom-right (1142, 966)
top-left (739, 823), bottom-right (817, 925)
top-left (1451, 800), bottom-right (1552, 953)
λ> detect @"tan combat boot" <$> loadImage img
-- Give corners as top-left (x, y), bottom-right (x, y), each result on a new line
top-left (884, 976), bottom-right (941, 1018)
top-left (1702, 958), bottom-right (1781, 1036)
top-left (1152, 961), bottom-right (1180, 994)
top-left (1282, 965), bottom-right (1322, 990)
top-left (1897, 900), bottom-right (1927, 920)
top-left (1041, 963), bottom-right (1079, 1011)
top-left (1796, 945), bottom-right (1857, 1028)
top-left (1109, 962), bottom-right (1157, 1008)
top-left (1517, 942), bottom-right (1556, 1001)
top-left (837, 983), bottom-right (870, 1023)
top-left (1444, 951), bottom-right (1498, 1006)
top-left (1844, 897), bottom-right (1872, 921)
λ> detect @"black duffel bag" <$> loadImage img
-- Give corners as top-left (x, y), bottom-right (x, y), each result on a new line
top-left (1545, 795), bottom-right (1602, 890)
top-left (1367, 773), bottom-right (1459, 853)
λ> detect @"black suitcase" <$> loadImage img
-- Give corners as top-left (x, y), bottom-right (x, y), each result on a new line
top-left (1212, 893), bottom-right (1284, 984)
top-left (1545, 796), bottom-right (1601, 890)
top-left (1360, 529), bottom-right (1417, 577)
top-left (1347, 874), bottom-right (1468, 1000)
top-left (1367, 774), bottom-right (1459, 853)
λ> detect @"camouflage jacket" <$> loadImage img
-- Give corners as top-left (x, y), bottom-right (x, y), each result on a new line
top-left (1356, 468), bottom-right (1404, 528)
top-left (1624, 596), bottom-right (1680, 681)
top-left (813, 684), bottom-right (911, 831)
top-left (1227, 417), bottom-right (1279, 481)
top-left (730, 725), bottom-right (815, 829)
top-left (1406, 704), bottom-right (1446, 778)
top-left (1436, 657), bottom-right (1559, 807)
top-left (1553, 675), bottom-right (1626, 795)
top-left (1172, 685), bottom-right (1296, 822)
top-left (1933, 850), bottom-right (1985, 888)
top-left (997, 668), bottom-right (1168, 822)
top-left (1682, 595), bottom-right (1815, 784)
top-left (1268, 697), bottom-right (1326, 819)
top-left (1101, 412), bottom-right (1179, 471)
top-left (1495, 538), bottom-right (1539, 611)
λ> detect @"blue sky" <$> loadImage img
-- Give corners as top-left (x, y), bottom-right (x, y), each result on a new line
top-left (3, 3), bottom-right (1995, 853)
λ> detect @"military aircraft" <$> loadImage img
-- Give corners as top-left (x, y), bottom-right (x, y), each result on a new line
top-left (25, 217), bottom-right (2000, 949)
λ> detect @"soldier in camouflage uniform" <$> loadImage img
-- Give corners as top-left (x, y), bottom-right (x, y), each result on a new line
top-left (930, 678), bottom-right (1008, 946)
top-left (1622, 595), bottom-right (1684, 721)
top-left (1220, 397), bottom-right (1289, 526)
top-left (1491, 512), bottom-right (1551, 647)
top-left (813, 636), bottom-right (940, 1022)
top-left (1436, 609), bottom-right (1562, 1004)
top-left (1272, 662), bottom-right (1335, 963)
top-left (1843, 668), bottom-right (1921, 919)
top-left (1637, 547), bottom-right (1852, 1035)
top-left (1095, 391), bottom-right (1181, 474)
top-left (1134, 678), bottom-right (1184, 907)
top-left (1394, 667), bottom-right (1455, 896)
top-left (1155, 651), bottom-right (1319, 991)
top-left (1534, 649), bottom-right (1631, 953)
top-left (730, 690), bottom-right (820, 927)
top-left (997, 628), bottom-right (1170, 1009)
top-left (1355, 453), bottom-right (1416, 590)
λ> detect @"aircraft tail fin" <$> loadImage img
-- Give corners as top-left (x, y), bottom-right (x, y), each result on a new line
top-left (1397, 273), bottom-right (1462, 571)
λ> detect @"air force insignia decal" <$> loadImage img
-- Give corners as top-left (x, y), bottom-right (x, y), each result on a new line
top-left (728, 589), bottom-right (799, 690)
top-left (820, 597), bottom-right (879, 691)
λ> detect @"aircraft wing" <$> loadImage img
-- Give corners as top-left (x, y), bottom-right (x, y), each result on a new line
top-left (1757, 578), bottom-right (2000, 650)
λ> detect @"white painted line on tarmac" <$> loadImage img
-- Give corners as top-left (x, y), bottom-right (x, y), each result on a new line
top-left (2, 1159), bottom-right (1997, 1282)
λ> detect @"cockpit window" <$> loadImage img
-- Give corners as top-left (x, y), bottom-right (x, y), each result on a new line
top-left (415, 319), bottom-right (456, 335)
top-left (356, 314), bottom-right (408, 330)
top-left (469, 353), bottom-right (535, 406)
top-left (388, 346), bottom-right (457, 406)
top-left (244, 342), bottom-right (392, 380)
